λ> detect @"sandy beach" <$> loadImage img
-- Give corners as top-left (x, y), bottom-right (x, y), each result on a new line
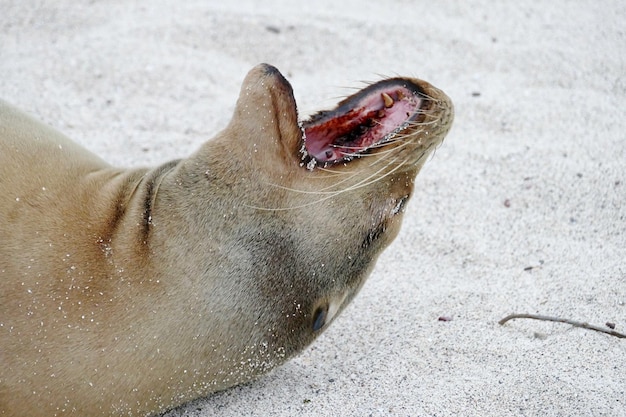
top-left (1, 1), bottom-right (624, 416)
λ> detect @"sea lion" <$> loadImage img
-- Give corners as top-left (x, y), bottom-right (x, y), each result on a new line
top-left (0, 64), bottom-right (453, 416)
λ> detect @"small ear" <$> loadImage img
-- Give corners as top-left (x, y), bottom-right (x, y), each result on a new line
top-left (226, 64), bottom-right (302, 165)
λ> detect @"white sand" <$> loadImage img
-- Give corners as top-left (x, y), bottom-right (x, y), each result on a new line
top-left (1, 1), bottom-right (624, 416)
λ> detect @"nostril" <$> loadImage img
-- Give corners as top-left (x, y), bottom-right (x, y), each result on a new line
top-left (312, 305), bottom-right (328, 332)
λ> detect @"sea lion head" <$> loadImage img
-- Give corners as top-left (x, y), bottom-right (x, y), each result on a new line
top-left (159, 64), bottom-right (453, 386)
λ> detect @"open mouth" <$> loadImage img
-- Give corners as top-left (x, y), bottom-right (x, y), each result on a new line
top-left (301, 79), bottom-right (426, 167)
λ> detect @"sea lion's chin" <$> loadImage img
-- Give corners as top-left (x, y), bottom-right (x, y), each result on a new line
top-left (225, 64), bottom-right (303, 168)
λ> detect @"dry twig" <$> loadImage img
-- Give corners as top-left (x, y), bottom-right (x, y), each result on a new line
top-left (498, 313), bottom-right (626, 339)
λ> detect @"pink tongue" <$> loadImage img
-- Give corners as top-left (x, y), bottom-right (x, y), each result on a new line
top-left (304, 88), bottom-right (421, 163)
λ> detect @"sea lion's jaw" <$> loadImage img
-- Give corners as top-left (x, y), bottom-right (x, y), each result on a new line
top-left (300, 77), bottom-right (453, 170)
top-left (223, 64), bottom-right (303, 171)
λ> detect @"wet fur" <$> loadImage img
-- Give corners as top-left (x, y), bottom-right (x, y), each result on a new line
top-left (0, 64), bottom-right (453, 416)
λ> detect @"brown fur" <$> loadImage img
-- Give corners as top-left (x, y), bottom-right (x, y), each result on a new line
top-left (0, 64), bottom-right (453, 416)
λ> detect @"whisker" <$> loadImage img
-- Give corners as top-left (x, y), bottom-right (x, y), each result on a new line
top-left (246, 141), bottom-right (435, 211)
top-left (245, 152), bottom-right (403, 210)
top-left (248, 106), bottom-right (444, 211)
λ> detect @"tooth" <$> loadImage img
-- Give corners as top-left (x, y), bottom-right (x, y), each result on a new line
top-left (396, 90), bottom-right (405, 100)
top-left (381, 92), bottom-right (394, 108)
top-left (377, 109), bottom-right (386, 118)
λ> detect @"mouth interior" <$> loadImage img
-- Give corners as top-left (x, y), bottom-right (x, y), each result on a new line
top-left (302, 80), bottom-right (424, 165)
